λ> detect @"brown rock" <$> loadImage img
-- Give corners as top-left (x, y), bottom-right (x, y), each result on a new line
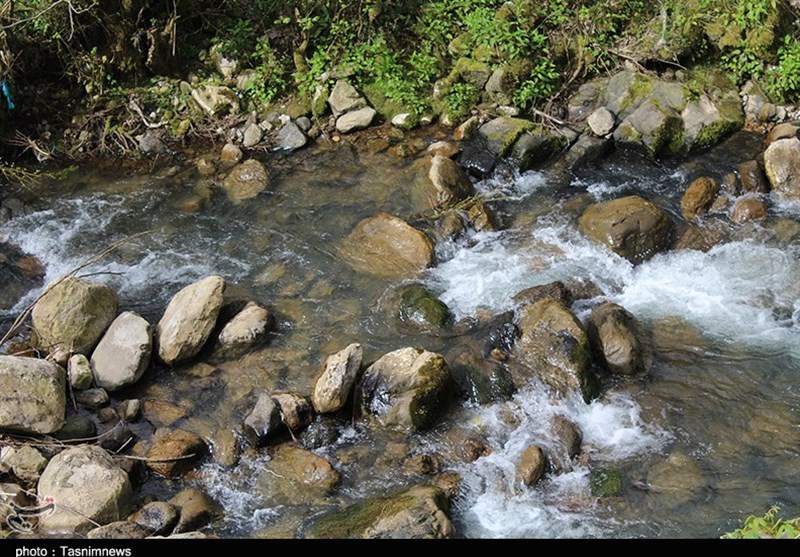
top-left (586, 302), bottom-right (645, 375)
top-left (732, 195), bottom-right (768, 223)
top-left (340, 213), bottom-right (435, 278)
top-left (169, 488), bottom-right (224, 534)
top-left (738, 160), bottom-right (769, 193)
top-left (680, 177), bottom-right (719, 219)
top-left (517, 445), bottom-right (547, 486)
top-left (146, 428), bottom-right (207, 478)
top-left (272, 392), bottom-right (313, 431)
top-left (222, 159), bottom-right (270, 203)
top-left (765, 122), bottom-right (799, 145)
top-left (578, 196), bottom-right (672, 264)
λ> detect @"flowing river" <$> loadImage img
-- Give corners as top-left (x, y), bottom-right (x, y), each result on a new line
top-left (1, 128), bottom-right (799, 538)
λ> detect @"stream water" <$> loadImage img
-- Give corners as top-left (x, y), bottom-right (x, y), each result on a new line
top-left (1, 128), bottom-right (799, 538)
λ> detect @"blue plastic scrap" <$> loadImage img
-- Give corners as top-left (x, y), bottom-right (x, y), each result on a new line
top-left (1, 79), bottom-right (14, 111)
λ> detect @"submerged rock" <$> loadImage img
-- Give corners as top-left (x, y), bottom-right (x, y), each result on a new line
top-left (31, 276), bottom-right (118, 361)
top-left (0, 356), bottom-right (66, 434)
top-left (578, 195), bottom-right (672, 264)
top-left (359, 347), bottom-right (453, 432)
top-left (312, 343), bottom-right (363, 414)
top-left (340, 213), bottom-right (435, 278)
top-left (397, 283), bottom-right (452, 332)
top-left (222, 159), bottom-right (270, 203)
top-left (307, 485), bottom-right (453, 539)
top-left (646, 451), bottom-right (708, 507)
top-left (145, 428), bottom-right (208, 478)
top-left (91, 311), bottom-right (152, 392)
top-left (263, 444), bottom-right (341, 504)
top-left (156, 275), bottom-right (226, 366)
top-left (37, 445), bottom-right (133, 535)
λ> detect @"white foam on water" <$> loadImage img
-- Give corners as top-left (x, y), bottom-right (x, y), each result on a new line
top-left (451, 386), bottom-right (670, 538)
top-left (1, 190), bottom-right (254, 316)
top-left (474, 169), bottom-right (548, 201)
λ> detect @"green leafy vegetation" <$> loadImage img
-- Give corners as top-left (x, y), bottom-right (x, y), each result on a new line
top-left (1, 0), bottom-right (800, 162)
top-left (722, 506), bottom-right (800, 539)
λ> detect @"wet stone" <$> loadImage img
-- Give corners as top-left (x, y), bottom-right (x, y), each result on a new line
top-left (129, 501), bottom-right (180, 536)
top-left (53, 415), bottom-right (97, 442)
top-left (75, 388), bottom-right (110, 409)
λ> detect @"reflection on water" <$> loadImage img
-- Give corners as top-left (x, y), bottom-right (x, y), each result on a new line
top-left (1, 131), bottom-right (799, 538)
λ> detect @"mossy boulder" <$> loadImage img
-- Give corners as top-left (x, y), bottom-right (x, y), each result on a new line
top-left (448, 347), bottom-right (516, 405)
top-left (478, 117), bottom-right (536, 157)
top-left (397, 283), bottom-right (452, 332)
top-left (307, 485), bottom-right (453, 539)
top-left (511, 126), bottom-right (569, 172)
top-left (514, 298), bottom-right (599, 403)
top-left (359, 347), bottom-right (453, 432)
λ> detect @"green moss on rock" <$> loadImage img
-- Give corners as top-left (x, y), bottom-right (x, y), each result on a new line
top-left (590, 467), bottom-right (624, 497)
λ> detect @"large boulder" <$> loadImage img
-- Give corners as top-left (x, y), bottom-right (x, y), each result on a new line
top-left (156, 275), bottom-right (226, 365)
top-left (91, 311), bottom-right (152, 391)
top-left (586, 302), bottom-right (645, 375)
top-left (515, 298), bottom-right (599, 402)
top-left (222, 159), bottom-right (270, 204)
top-left (0, 356), bottom-right (66, 434)
top-left (307, 485), bottom-right (453, 539)
top-left (578, 195), bottom-right (672, 264)
top-left (764, 137), bottom-right (800, 201)
top-left (312, 343), bottom-right (363, 414)
top-left (340, 213), bottom-right (435, 278)
top-left (31, 276), bottom-right (118, 361)
top-left (613, 100), bottom-right (683, 158)
top-left (37, 445), bottom-right (132, 535)
top-left (359, 347), bottom-right (453, 432)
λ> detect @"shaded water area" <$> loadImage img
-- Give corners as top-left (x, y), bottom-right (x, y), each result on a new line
top-left (2, 128), bottom-right (800, 538)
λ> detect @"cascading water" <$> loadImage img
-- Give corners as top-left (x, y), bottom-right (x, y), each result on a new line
top-left (1, 131), bottom-right (798, 538)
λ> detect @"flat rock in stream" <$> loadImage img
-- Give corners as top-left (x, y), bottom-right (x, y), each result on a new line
top-left (91, 311), bottom-right (153, 391)
top-left (31, 276), bottom-right (118, 362)
top-left (0, 356), bottom-right (66, 434)
top-left (578, 195), bottom-right (672, 264)
top-left (156, 275), bottom-right (226, 366)
top-left (340, 213), bottom-right (435, 278)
